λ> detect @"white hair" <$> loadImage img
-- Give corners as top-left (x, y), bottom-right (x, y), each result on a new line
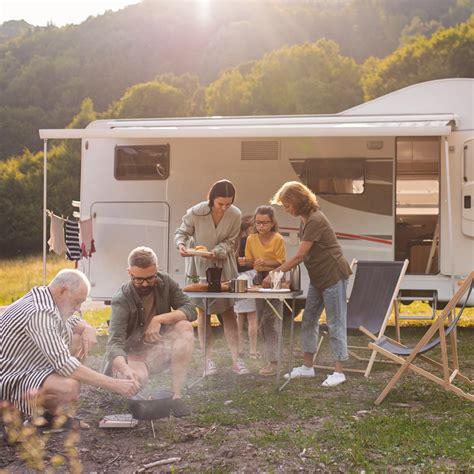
top-left (49, 269), bottom-right (91, 295)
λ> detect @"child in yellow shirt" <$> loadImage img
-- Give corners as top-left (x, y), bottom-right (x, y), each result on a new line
top-left (238, 205), bottom-right (286, 375)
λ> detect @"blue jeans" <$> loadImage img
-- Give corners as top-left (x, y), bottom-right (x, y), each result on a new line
top-left (256, 298), bottom-right (282, 363)
top-left (301, 279), bottom-right (348, 361)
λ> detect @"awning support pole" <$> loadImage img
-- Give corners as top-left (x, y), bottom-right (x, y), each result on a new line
top-left (43, 139), bottom-right (48, 286)
top-left (444, 138), bottom-right (454, 292)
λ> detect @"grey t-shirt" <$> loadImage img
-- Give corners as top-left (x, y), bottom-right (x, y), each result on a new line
top-left (301, 210), bottom-right (352, 290)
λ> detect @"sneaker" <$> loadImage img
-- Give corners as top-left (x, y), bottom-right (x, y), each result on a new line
top-left (322, 372), bottom-right (346, 387)
top-left (171, 398), bottom-right (192, 417)
top-left (203, 359), bottom-right (218, 376)
top-left (259, 363), bottom-right (277, 376)
top-left (283, 365), bottom-right (315, 379)
top-left (231, 358), bottom-right (250, 375)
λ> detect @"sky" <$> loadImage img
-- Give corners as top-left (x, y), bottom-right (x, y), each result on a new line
top-left (0, 0), bottom-right (140, 27)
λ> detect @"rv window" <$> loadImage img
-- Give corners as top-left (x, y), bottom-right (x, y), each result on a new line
top-left (115, 145), bottom-right (170, 180)
top-left (292, 159), bottom-right (365, 195)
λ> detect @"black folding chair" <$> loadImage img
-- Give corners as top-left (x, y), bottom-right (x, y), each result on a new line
top-left (313, 260), bottom-right (409, 377)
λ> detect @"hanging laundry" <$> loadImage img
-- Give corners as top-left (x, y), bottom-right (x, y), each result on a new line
top-left (79, 218), bottom-right (96, 257)
top-left (47, 214), bottom-right (66, 256)
top-left (65, 219), bottom-right (81, 261)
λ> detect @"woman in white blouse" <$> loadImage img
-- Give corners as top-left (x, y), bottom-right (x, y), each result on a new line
top-left (175, 180), bottom-right (250, 376)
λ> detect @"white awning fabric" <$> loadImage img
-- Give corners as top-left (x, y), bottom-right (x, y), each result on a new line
top-left (39, 114), bottom-right (456, 140)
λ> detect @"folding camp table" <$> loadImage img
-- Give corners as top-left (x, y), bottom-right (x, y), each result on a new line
top-left (184, 289), bottom-right (302, 389)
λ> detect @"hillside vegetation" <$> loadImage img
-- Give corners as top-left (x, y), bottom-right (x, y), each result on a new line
top-left (0, 0), bottom-right (472, 256)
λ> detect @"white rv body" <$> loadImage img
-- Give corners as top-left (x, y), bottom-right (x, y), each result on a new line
top-left (40, 79), bottom-right (474, 304)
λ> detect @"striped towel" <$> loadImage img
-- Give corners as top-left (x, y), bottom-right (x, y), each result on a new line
top-left (65, 219), bottom-right (81, 261)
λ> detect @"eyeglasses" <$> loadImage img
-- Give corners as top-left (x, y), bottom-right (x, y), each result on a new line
top-left (255, 220), bottom-right (272, 226)
top-left (130, 274), bottom-right (157, 285)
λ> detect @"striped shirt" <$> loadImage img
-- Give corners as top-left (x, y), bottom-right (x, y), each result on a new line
top-left (0, 287), bottom-right (81, 415)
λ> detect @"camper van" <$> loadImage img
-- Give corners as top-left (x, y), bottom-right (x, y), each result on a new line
top-left (40, 78), bottom-right (474, 305)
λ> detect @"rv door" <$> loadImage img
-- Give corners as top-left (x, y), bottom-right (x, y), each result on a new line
top-left (86, 201), bottom-right (170, 300)
top-left (462, 139), bottom-right (474, 237)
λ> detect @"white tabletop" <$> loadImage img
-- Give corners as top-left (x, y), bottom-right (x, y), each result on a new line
top-left (184, 290), bottom-right (303, 300)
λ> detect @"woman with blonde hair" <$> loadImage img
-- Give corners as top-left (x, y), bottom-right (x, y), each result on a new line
top-left (266, 181), bottom-right (352, 387)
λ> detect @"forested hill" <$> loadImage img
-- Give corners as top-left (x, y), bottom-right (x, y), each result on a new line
top-left (0, 0), bottom-right (473, 257)
top-left (0, 0), bottom-right (472, 161)
top-left (0, 20), bottom-right (36, 44)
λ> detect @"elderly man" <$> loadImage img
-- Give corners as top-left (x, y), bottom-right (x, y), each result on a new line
top-left (1, 269), bottom-right (140, 429)
top-left (103, 246), bottom-right (196, 417)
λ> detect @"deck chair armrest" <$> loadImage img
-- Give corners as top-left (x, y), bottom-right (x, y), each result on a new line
top-left (358, 326), bottom-right (378, 341)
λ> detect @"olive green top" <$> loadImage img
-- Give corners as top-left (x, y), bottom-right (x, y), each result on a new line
top-left (301, 210), bottom-right (352, 290)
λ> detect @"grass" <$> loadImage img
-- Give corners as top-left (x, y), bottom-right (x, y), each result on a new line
top-left (1, 254), bottom-right (473, 328)
top-left (180, 327), bottom-right (473, 471)
top-left (0, 254), bottom-right (74, 305)
top-left (1, 254), bottom-right (472, 471)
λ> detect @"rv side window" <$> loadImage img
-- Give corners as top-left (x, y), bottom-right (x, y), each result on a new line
top-left (292, 159), bottom-right (365, 195)
top-left (114, 145), bottom-right (170, 180)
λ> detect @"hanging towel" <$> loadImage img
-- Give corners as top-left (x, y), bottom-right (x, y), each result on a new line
top-left (48, 214), bottom-right (66, 256)
top-left (79, 218), bottom-right (96, 257)
top-left (65, 219), bottom-right (81, 261)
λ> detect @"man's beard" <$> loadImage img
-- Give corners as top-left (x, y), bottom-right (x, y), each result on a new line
top-left (135, 286), bottom-right (154, 296)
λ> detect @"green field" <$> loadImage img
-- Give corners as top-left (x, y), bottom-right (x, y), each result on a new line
top-left (2, 255), bottom-right (473, 329)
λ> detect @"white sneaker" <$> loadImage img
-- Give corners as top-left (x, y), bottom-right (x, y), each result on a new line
top-left (322, 372), bottom-right (346, 387)
top-left (203, 359), bottom-right (218, 376)
top-left (231, 358), bottom-right (250, 375)
top-left (283, 365), bottom-right (315, 379)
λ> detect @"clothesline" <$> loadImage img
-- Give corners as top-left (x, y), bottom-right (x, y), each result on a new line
top-left (45, 209), bottom-right (69, 222)
top-left (46, 210), bottom-right (95, 260)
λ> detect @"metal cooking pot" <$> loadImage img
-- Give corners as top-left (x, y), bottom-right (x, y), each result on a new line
top-left (128, 389), bottom-right (173, 420)
top-left (229, 279), bottom-right (248, 293)
top-left (289, 265), bottom-right (301, 291)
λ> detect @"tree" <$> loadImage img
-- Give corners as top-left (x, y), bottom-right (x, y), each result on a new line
top-left (205, 65), bottom-right (254, 116)
top-left (68, 97), bottom-right (97, 129)
top-left (106, 81), bottom-right (188, 119)
top-left (362, 15), bottom-right (474, 100)
top-left (206, 40), bottom-right (363, 116)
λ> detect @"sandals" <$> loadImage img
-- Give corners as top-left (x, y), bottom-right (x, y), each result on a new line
top-left (35, 412), bottom-right (90, 433)
top-left (259, 363), bottom-right (277, 376)
top-left (249, 352), bottom-right (262, 360)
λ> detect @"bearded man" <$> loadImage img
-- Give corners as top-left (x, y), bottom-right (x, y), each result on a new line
top-left (103, 246), bottom-right (196, 417)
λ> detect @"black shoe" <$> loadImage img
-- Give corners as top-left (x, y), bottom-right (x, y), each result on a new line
top-left (36, 412), bottom-right (89, 434)
top-left (171, 398), bottom-right (192, 417)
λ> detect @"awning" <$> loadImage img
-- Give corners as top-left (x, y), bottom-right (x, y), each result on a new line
top-left (39, 114), bottom-right (457, 140)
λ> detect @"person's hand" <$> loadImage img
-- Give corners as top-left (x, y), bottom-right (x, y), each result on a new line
top-left (144, 317), bottom-right (163, 343)
top-left (255, 258), bottom-right (267, 267)
top-left (121, 365), bottom-right (140, 384)
top-left (178, 244), bottom-right (189, 257)
top-left (112, 378), bottom-right (141, 398)
top-left (237, 256), bottom-right (247, 266)
top-left (77, 326), bottom-right (97, 360)
top-left (203, 250), bottom-right (218, 260)
top-left (262, 274), bottom-right (272, 288)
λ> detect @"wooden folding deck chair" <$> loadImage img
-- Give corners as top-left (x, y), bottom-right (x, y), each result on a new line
top-left (365, 272), bottom-right (474, 405)
top-left (313, 260), bottom-right (409, 378)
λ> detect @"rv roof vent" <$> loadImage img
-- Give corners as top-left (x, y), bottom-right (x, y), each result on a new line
top-left (241, 141), bottom-right (279, 161)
